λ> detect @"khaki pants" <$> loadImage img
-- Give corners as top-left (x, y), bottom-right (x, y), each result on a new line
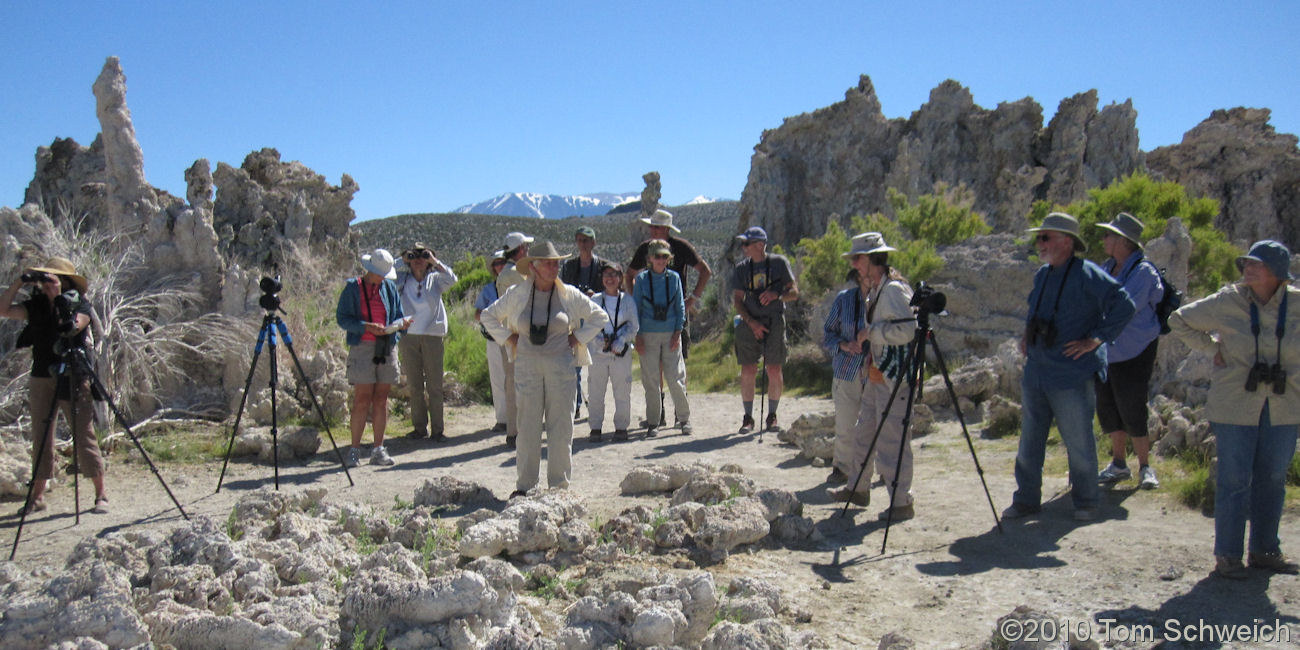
top-left (500, 345), bottom-right (518, 437)
top-left (588, 352), bottom-right (634, 431)
top-left (639, 331), bottom-right (689, 425)
top-left (832, 375), bottom-right (913, 506)
top-left (514, 351), bottom-right (576, 490)
top-left (29, 375), bottom-right (104, 481)
top-left (398, 333), bottom-right (445, 434)
top-left (486, 340), bottom-right (507, 425)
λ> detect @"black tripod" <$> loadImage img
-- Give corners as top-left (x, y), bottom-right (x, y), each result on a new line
top-left (839, 302), bottom-right (1002, 554)
top-left (216, 308), bottom-right (354, 492)
top-left (10, 345), bottom-right (190, 560)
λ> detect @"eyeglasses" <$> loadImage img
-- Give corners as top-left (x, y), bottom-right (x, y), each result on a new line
top-left (1035, 233), bottom-right (1055, 243)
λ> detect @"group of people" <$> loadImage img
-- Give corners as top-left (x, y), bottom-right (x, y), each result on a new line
top-left (7, 208), bottom-right (1297, 577)
top-left (1001, 211), bottom-right (1298, 578)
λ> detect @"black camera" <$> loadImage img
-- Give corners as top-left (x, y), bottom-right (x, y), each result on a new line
top-left (1025, 317), bottom-right (1058, 348)
top-left (259, 275), bottom-right (282, 312)
top-left (909, 282), bottom-right (947, 315)
top-left (20, 271), bottom-right (46, 283)
top-left (479, 323), bottom-right (494, 342)
top-left (653, 305), bottom-right (668, 321)
top-left (52, 291), bottom-right (80, 335)
top-left (528, 322), bottom-right (549, 346)
top-left (1246, 362), bottom-right (1287, 394)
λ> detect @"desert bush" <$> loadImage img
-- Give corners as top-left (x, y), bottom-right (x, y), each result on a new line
top-left (443, 299), bottom-right (491, 403)
top-left (1027, 172), bottom-right (1237, 295)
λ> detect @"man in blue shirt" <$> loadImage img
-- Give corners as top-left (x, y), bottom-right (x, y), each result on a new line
top-left (1004, 213), bottom-right (1136, 522)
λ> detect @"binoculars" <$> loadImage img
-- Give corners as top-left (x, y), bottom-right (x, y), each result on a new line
top-left (1246, 362), bottom-right (1287, 394)
top-left (1025, 317), bottom-right (1058, 348)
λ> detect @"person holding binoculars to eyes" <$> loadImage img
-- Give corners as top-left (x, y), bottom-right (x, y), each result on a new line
top-left (1003, 213), bottom-right (1134, 523)
top-left (2, 257), bottom-right (107, 515)
top-left (395, 243), bottom-right (457, 442)
top-left (1170, 239), bottom-right (1300, 579)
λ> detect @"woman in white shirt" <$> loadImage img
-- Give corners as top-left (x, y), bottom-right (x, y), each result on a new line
top-left (395, 243), bottom-right (457, 441)
top-left (586, 261), bottom-right (639, 442)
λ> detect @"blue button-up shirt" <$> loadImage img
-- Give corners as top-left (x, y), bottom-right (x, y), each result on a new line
top-left (823, 286), bottom-right (867, 381)
top-left (1025, 256), bottom-right (1136, 387)
top-left (1100, 253), bottom-right (1163, 363)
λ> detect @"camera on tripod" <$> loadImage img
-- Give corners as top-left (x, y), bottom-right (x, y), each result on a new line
top-left (1246, 362), bottom-right (1287, 394)
top-left (909, 282), bottom-right (947, 316)
top-left (258, 275), bottom-right (282, 313)
top-left (52, 291), bottom-right (80, 335)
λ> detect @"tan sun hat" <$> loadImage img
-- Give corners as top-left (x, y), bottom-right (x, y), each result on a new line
top-left (639, 209), bottom-right (680, 233)
top-left (518, 241), bottom-right (570, 270)
top-left (842, 232), bottom-right (897, 258)
top-left (1027, 212), bottom-right (1086, 253)
top-left (25, 256), bottom-right (88, 294)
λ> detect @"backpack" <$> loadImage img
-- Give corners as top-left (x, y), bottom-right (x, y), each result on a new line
top-left (1147, 262), bottom-right (1182, 335)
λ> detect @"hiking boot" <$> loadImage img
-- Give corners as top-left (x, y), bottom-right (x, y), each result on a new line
top-left (1248, 552), bottom-right (1300, 574)
top-left (408, 428), bottom-right (429, 439)
top-left (430, 431), bottom-right (448, 443)
top-left (765, 412), bottom-right (778, 431)
top-left (1073, 507), bottom-right (1099, 522)
top-left (369, 446), bottom-right (395, 466)
top-left (613, 429), bottom-right (629, 441)
top-left (645, 426), bottom-right (658, 438)
top-left (826, 467), bottom-right (847, 485)
top-left (827, 487), bottom-right (869, 507)
top-left (588, 429), bottom-right (603, 443)
top-left (509, 489), bottom-right (528, 499)
top-left (344, 447), bottom-right (360, 468)
top-left (1098, 461), bottom-right (1131, 483)
top-left (1000, 502), bottom-right (1041, 520)
top-left (878, 504), bottom-right (914, 521)
top-left (505, 436), bottom-right (517, 449)
top-left (491, 422), bottom-right (507, 433)
top-left (740, 414), bottom-right (755, 433)
top-left (677, 420), bottom-right (693, 435)
top-left (1138, 466), bottom-right (1160, 490)
top-left (1215, 556), bottom-right (1249, 580)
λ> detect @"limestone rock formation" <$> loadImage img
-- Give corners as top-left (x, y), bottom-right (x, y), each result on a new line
top-left (738, 75), bottom-right (1143, 248)
top-left (1148, 108), bottom-right (1300, 250)
top-left (640, 171), bottom-right (661, 217)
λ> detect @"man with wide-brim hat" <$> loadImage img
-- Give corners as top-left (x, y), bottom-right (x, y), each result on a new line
top-left (1003, 212), bottom-right (1135, 523)
top-left (2, 256), bottom-right (108, 515)
top-left (481, 240), bottom-right (609, 496)
top-left (1092, 213), bottom-right (1165, 491)
top-left (627, 209), bottom-right (712, 360)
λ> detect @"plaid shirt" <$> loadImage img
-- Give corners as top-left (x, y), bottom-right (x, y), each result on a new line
top-left (823, 286), bottom-right (867, 381)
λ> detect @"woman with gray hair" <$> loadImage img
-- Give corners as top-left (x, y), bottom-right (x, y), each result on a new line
top-left (1170, 239), bottom-right (1300, 578)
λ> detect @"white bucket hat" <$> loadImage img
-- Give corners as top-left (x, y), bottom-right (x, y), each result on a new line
top-left (360, 248), bottom-right (397, 280)
top-left (842, 232), bottom-right (897, 258)
top-left (639, 209), bottom-right (680, 233)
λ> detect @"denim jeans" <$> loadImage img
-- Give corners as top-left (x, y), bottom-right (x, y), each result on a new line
top-left (1212, 402), bottom-right (1299, 558)
top-left (1013, 372), bottom-right (1101, 510)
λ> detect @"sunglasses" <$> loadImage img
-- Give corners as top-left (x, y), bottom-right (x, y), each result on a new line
top-left (1035, 233), bottom-right (1055, 243)
top-left (652, 253), bottom-right (670, 259)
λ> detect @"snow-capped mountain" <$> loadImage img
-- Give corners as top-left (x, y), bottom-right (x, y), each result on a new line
top-left (685, 195), bottom-right (716, 205)
top-left (453, 192), bottom-right (639, 219)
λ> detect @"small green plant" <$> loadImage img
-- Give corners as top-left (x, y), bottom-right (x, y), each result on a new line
top-left (349, 625), bottom-right (387, 650)
top-left (590, 516), bottom-right (613, 545)
top-left (648, 507), bottom-right (669, 537)
top-left (529, 572), bottom-right (585, 602)
top-left (711, 605), bottom-right (746, 629)
top-left (223, 509), bottom-right (244, 542)
top-left (355, 526), bottom-right (378, 556)
top-left (392, 494), bottom-right (412, 511)
top-left (1167, 446), bottom-right (1216, 510)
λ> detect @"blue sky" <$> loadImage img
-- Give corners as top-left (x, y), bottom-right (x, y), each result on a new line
top-left (1, 1), bottom-right (1296, 222)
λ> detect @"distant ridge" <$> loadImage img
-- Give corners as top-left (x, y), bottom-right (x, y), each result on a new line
top-left (453, 191), bottom-right (638, 219)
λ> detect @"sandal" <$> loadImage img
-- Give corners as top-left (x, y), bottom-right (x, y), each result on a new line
top-left (21, 497), bottom-right (46, 515)
top-left (92, 496), bottom-right (109, 514)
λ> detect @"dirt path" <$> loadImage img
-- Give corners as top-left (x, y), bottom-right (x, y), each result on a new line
top-left (3, 388), bottom-right (1298, 648)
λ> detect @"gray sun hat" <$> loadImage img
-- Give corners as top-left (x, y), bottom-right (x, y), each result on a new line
top-left (1096, 212), bottom-right (1145, 250)
top-left (639, 209), bottom-right (681, 233)
top-left (842, 232), bottom-right (897, 258)
top-left (360, 248), bottom-right (397, 280)
top-left (1027, 212), bottom-right (1086, 253)
top-left (1235, 239), bottom-right (1295, 281)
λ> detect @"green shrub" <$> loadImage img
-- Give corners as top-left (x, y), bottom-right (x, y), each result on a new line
top-left (443, 300), bottom-right (490, 403)
top-left (793, 220), bottom-right (851, 297)
top-left (448, 253), bottom-right (490, 303)
top-left (1027, 172), bottom-right (1237, 295)
top-left (889, 184), bottom-right (992, 246)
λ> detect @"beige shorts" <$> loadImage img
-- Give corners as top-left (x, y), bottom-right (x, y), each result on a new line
top-left (347, 340), bottom-right (400, 385)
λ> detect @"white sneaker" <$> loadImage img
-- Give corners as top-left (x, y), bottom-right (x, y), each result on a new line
top-left (344, 447), bottom-right (360, 468)
top-left (1139, 466), bottom-right (1159, 489)
top-left (677, 420), bottom-right (693, 435)
top-left (370, 446), bottom-right (395, 466)
top-left (1098, 461), bottom-right (1131, 483)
